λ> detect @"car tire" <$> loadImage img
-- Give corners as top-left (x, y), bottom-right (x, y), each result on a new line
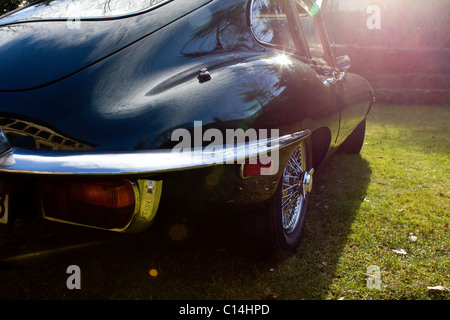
top-left (266, 139), bottom-right (313, 260)
top-left (340, 118), bottom-right (366, 154)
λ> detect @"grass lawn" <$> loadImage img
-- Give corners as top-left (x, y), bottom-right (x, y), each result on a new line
top-left (0, 104), bottom-right (448, 300)
top-left (296, 104), bottom-right (449, 299)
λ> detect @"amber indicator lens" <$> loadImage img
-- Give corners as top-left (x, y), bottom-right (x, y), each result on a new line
top-left (68, 181), bottom-right (134, 208)
top-left (40, 180), bottom-right (135, 230)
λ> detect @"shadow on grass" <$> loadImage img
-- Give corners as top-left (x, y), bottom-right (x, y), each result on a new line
top-left (291, 152), bottom-right (372, 298)
top-left (0, 152), bottom-right (371, 300)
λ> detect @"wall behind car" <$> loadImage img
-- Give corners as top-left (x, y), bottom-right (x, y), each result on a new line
top-left (322, 0), bottom-right (450, 106)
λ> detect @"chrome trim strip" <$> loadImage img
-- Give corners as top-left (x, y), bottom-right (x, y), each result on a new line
top-left (0, 130), bottom-right (311, 175)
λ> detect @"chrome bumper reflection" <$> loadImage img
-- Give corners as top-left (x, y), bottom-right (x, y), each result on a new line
top-left (0, 130), bottom-right (311, 175)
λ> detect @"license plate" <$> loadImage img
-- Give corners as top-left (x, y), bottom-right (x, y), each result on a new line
top-left (0, 194), bottom-right (9, 225)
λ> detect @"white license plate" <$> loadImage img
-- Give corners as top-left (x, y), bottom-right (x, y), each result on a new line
top-left (0, 194), bottom-right (9, 225)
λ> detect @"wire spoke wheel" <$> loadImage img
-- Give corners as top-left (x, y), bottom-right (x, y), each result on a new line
top-left (266, 139), bottom-right (313, 260)
top-left (281, 144), bottom-right (306, 234)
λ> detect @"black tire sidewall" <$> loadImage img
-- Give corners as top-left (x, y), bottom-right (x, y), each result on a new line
top-left (270, 178), bottom-right (310, 256)
top-left (268, 140), bottom-right (312, 259)
top-left (340, 118), bottom-right (366, 154)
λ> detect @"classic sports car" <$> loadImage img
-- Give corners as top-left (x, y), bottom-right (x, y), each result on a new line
top-left (0, 0), bottom-right (373, 259)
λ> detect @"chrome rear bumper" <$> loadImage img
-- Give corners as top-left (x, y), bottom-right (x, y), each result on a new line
top-left (0, 129), bottom-right (310, 232)
top-left (0, 130), bottom-right (310, 176)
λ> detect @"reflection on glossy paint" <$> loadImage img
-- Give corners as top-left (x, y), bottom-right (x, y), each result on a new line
top-left (0, 0), bottom-right (170, 23)
top-left (263, 54), bottom-right (293, 67)
top-left (181, 2), bottom-right (253, 55)
top-left (0, 0), bottom-right (210, 92)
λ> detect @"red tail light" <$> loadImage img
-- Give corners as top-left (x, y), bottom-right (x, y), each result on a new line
top-left (40, 180), bottom-right (135, 230)
top-left (242, 158), bottom-right (272, 177)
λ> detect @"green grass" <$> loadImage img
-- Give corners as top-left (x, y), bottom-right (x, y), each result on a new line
top-left (0, 104), bottom-right (448, 300)
top-left (303, 104), bottom-right (450, 299)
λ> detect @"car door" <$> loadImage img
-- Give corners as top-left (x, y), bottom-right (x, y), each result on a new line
top-left (290, 0), bottom-right (366, 145)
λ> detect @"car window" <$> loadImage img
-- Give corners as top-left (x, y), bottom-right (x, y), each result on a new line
top-left (296, 2), bottom-right (329, 66)
top-left (251, 0), bottom-right (296, 50)
top-left (0, 0), bottom-right (169, 23)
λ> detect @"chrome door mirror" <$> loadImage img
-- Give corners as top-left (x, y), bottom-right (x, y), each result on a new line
top-left (336, 55), bottom-right (351, 71)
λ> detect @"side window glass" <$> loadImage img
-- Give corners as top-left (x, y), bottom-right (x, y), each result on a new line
top-left (296, 4), bottom-right (327, 65)
top-left (251, 0), bottom-right (296, 50)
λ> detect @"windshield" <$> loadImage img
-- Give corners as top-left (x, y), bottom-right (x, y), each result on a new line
top-left (1, 0), bottom-right (170, 23)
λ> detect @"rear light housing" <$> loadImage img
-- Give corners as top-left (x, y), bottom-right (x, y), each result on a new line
top-left (241, 157), bottom-right (274, 177)
top-left (40, 179), bottom-right (137, 231)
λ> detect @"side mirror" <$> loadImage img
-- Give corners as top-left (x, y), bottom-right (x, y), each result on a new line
top-left (336, 55), bottom-right (351, 71)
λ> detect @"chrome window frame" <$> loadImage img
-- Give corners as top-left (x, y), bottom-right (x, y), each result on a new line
top-left (292, 0), bottom-right (336, 67)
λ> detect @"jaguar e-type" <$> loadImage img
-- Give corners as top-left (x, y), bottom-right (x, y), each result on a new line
top-left (0, 0), bottom-right (374, 258)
